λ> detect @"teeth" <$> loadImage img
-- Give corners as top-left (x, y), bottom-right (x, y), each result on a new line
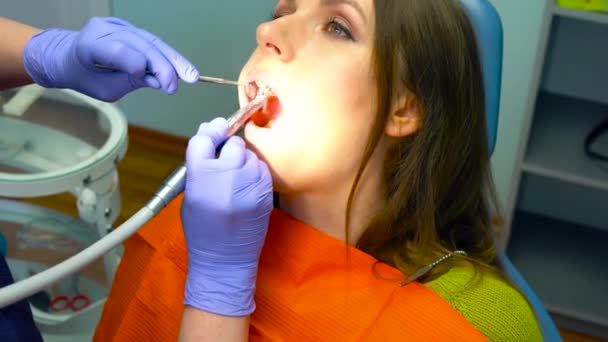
top-left (245, 81), bottom-right (272, 100)
top-left (256, 81), bottom-right (272, 97)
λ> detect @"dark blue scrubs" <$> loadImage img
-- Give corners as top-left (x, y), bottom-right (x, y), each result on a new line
top-left (0, 254), bottom-right (43, 341)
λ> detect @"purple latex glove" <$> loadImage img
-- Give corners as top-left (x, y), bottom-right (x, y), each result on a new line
top-left (181, 118), bottom-right (273, 316)
top-left (23, 17), bottom-right (199, 102)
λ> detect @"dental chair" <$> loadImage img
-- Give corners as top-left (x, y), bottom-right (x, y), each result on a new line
top-left (459, 1), bottom-right (563, 341)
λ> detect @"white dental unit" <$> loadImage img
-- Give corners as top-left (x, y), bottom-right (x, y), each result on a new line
top-left (0, 84), bottom-right (127, 341)
top-left (0, 82), bottom-right (268, 341)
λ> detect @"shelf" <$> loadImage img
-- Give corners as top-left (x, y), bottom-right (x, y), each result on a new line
top-left (541, 12), bottom-right (608, 106)
top-left (507, 211), bottom-right (608, 339)
top-left (522, 92), bottom-right (608, 191)
top-left (518, 172), bottom-right (607, 230)
top-left (553, 5), bottom-right (608, 25)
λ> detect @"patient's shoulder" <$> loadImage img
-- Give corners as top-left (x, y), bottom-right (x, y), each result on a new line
top-left (429, 266), bottom-right (544, 342)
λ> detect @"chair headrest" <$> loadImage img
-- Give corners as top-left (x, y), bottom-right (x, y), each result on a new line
top-left (459, 0), bottom-right (504, 154)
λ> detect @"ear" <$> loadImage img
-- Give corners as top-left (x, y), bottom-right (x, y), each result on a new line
top-left (385, 93), bottom-right (421, 138)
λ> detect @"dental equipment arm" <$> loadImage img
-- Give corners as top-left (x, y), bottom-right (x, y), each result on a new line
top-left (94, 64), bottom-right (246, 87)
top-left (0, 91), bottom-right (269, 309)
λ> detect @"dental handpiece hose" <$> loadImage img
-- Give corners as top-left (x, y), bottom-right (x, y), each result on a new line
top-left (0, 93), bottom-right (269, 308)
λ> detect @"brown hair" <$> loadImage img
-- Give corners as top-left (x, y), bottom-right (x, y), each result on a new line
top-left (348, 0), bottom-right (500, 282)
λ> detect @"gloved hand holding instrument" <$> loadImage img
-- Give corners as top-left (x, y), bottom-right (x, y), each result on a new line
top-left (181, 117), bottom-right (274, 316)
top-left (23, 16), bottom-right (200, 101)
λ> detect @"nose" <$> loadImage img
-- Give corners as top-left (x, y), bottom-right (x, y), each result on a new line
top-left (256, 19), bottom-right (294, 62)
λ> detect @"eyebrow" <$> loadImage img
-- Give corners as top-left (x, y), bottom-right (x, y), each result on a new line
top-left (279, 0), bottom-right (367, 24)
top-left (320, 0), bottom-right (367, 24)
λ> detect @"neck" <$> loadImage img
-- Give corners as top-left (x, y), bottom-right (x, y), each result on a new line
top-left (278, 153), bottom-right (385, 245)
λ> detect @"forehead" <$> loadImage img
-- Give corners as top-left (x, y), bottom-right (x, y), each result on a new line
top-left (279, 0), bottom-right (374, 16)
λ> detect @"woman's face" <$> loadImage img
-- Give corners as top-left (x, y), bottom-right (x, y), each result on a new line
top-left (239, 0), bottom-right (378, 194)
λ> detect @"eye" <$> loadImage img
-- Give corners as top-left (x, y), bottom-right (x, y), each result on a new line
top-left (326, 17), bottom-right (354, 41)
top-left (270, 10), bottom-right (286, 20)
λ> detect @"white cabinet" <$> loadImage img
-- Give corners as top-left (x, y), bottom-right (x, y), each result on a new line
top-left (505, 1), bottom-right (608, 339)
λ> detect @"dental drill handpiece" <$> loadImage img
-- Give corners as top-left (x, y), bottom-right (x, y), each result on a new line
top-left (0, 90), bottom-right (270, 309)
top-left (145, 89), bottom-right (270, 215)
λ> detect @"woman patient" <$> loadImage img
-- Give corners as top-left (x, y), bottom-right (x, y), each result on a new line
top-left (95, 0), bottom-right (542, 340)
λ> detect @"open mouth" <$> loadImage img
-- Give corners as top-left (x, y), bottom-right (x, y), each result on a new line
top-left (245, 81), bottom-right (281, 129)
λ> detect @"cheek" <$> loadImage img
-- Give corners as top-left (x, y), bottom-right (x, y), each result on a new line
top-left (314, 52), bottom-right (377, 125)
top-left (317, 65), bottom-right (377, 144)
top-left (281, 69), bottom-right (376, 181)
top-left (242, 50), bottom-right (377, 190)
top-left (341, 69), bottom-right (376, 112)
top-left (289, 67), bottom-right (375, 143)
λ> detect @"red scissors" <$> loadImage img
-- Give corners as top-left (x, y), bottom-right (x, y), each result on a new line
top-left (49, 294), bottom-right (91, 312)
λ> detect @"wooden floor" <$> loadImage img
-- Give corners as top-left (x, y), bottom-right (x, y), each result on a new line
top-left (5, 125), bottom-right (604, 342)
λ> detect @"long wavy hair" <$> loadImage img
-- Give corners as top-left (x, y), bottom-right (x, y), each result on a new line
top-left (350, 0), bottom-right (500, 282)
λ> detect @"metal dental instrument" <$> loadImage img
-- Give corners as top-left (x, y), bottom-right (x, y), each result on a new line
top-left (226, 88), bottom-right (269, 136)
top-left (197, 76), bottom-right (244, 87)
top-left (0, 89), bottom-right (270, 308)
top-left (94, 64), bottom-right (246, 87)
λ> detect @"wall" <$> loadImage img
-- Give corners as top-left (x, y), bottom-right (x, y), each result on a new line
top-left (487, 0), bottom-right (546, 209)
top-left (0, 1), bottom-right (110, 30)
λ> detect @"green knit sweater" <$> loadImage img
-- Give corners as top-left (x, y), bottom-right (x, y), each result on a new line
top-left (429, 267), bottom-right (543, 341)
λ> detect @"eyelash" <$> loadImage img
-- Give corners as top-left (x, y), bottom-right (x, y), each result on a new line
top-left (326, 17), bottom-right (354, 41)
top-left (270, 11), bottom-right (355, 41)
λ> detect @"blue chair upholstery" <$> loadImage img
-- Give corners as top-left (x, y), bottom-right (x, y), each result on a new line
top-left (459, 0), bottom-right (502, 154)
top-left (459, 1), bottom-right (563, 341)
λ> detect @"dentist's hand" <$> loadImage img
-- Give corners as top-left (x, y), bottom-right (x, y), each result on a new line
top-left (181, 118), bottom-right (273, 317)
top-left (23, 17), bottom-right (199, 102)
